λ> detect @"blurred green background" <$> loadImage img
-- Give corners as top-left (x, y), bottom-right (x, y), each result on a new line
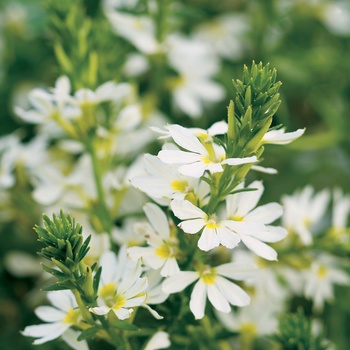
top-left (0, 0), bottom-right (349, 349)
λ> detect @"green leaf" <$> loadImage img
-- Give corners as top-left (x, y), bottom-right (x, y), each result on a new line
top-left (77, 326), bottom-right (104, 341)
top-left (109, 320), bottom-right (139, 331)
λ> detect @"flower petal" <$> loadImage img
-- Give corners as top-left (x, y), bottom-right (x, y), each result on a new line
top-left (198, 227), bottom-right (220, 251)
top-left (215, 276), bottom-right (250, 306)
top-left (162, 272), bottom-right (198, 294)
top-left (170, 199), bottom-right (206, 220)
top-left (207, 283), bottom-right (231, 313)
top-left (189, 280), bottom-right (207, 319)
top-left (240, 234), bottom-right (278, 261)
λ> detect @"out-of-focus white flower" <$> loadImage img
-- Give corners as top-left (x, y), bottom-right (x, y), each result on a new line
top-left (282, 186), bottom-right (330, 245)
top-left (144, 331), bottom-right (171, 350)
top-left (322, 2), bottom-right (350, 36)
top-left (262, 127), bottom-right (305, 145)
top-left (162, 262), bottom-right (256, 319)
top-left (304, 254), bottom-right (350, 311)
top-left (166, 35), bottom-right (225, 117)
top-left (193, 14), bottom-right (249, 60)
top-left (4, 251), bottom-right (42, 277)
top-left (106, 11), bottom-right (159, 54)
top-left (123, 53), bottom-right (149, 77)
top-left (216, 298), bottom-right (278, 337)
top-left (128, 203), bottom-right (180, 277)
top-left (112, 218), bottom-right (147, 247)
top-left (158, 124), bottom-right (257, 178)
top-left (22, 290), bottom-right (88, 349)
top-left (89, 247), bottom-right (148, 319)
top-left (225, 181), bottom-right (288, 261)
top-left (332, 188), bottom-right (350, 235)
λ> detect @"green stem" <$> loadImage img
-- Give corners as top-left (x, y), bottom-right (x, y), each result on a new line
top-left (86, 140), bottom-right (112, 234)
top-left (72, 289), bottom-right (94, 324)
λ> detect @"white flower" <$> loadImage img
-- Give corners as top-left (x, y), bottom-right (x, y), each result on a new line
top-left (332, 188), bottom-right (350, 234)
top-left (144, 331), bottom-right (171, 350)
top-left (166, 35), bottom-right (225, 117)
top-left (170, 199), bottom-right (242, 252)
top-left (282, 186), bottom-right (330, 245)
top-left (128, 203), bottom-right (180, 277)
top-left (304, 255), bottom-right (350, 311)
top-left (162, 262), bottom-right (256, 319)
top-left (141, 269), bottom-right (169, 319)
top-left (22, 290), bottom-right (88, 349)
top-left (89, 247), bottom-right (148, 319)
top-left (130, 154), bottom-right (209, 203)
top-left (262, 127), bottom-right (305, 145)
top-left (225, 181), bottom-right (288, 261)
top-left (158, 124), bottom-right (257, 178)
top-left (106, 11), bottom-right (159, 54)
top-left (193, 14), bottom-right (249, 60)
top-left (216, 298), bottom-right (278, 337)
top-left (322, 1), bottom-right (350, 36)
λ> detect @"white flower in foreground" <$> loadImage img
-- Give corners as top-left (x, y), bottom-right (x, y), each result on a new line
top-left (304, 255), bottom-right (350, 311)
top-left (262, 127), bottom-right (305, 145)
top-left (158, 124), bottom-right (257, 178)
top-left (22, 290), bottom-right (88, 349)
top-left (144, 331), bottom-right (171, 350)
top-left (162, 262), bottom-right (256, 319)
top-left (128, 203), bottom-right (180, 277)
top-left (89, 247), bottom-right (148, 319)
top-left (282, 186), bottom-right (330, 245)
top-left (225, 181), bottom-right (288, 261)
top-left (131, 154), bottom-right (209, 203)
top-left (170, 199), bottom-right (242, 252)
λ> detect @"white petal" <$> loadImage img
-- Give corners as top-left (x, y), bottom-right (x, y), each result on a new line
top-left (245, 203), bottom-right (283, 224)
top-left (207, 283), bottom-right (231, 313)
top-left (144, 203), bottom-right (170, 238)
top-left (189, 280), bottom-right (207, 319)
top-left (207, 121), bottom-right (228, 135)
top-left (216, 262), bottom-right (257, 280)
top-left (179, 218), bottom-right (206, 234)
top-left (167, 124), bottom-right (206, 154)
top-left (141, 304), bottom-right (164, 320)
top-left (47, 290), bottom-right (76, 311)
top-left (61, 329), bottom-right (89, 350)
top-left (158, 149), bottom-right (200, 164)
top-left (263, 128), bottom-right (305, 144)
top-left (131, 177), bottom-right (173, 198)
top-left (248, 225), bottom-right (288, 243)
top-left (179, 162), bottom-right (208, 178)
top-left (115, 307), bottom-right (133, 320)
top-left (222, 156), bottom-right (257, 166)
top-left (240, 234), bottom-right (278, 261)
top-left (170, 199), bottom-right (206, 220)
top-left (251, 165), bottom-right (278, 174)
top-left (34, 306), bottom-right (66, 323)
top-left (124, 295), bottom-right (147, 308)
top-left (198, 227), bottom-right (220, 251)
top-left (162, 272), bottom-right (198, 294)
top-left (215, 276), bottom-right (250, 306)
top-left (160, 258), bottom-right (180, 277)
top-left (173, 89), bottom-right (202, 117)
top-left (216, 225), bottom-right (241, 249)
top-left (32, 324), bottom-right (70, 345)
top-left (22, 322), bottom-right (65, 338)
top-left (89, 305), bottom-right (111, 315)
top-left (144, 331), bottom-right (171, 350)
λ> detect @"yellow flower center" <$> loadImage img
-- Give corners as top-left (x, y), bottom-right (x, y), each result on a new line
top-left (200, 268), bottom-right (217, 285)
top-left (233, 215), bottom-right (244, 222)
top-left (240, 322), bottom-right (257, 337)
top-left (317, 265), bottom-right (328, 279)
top-left (113, 295), bottom-right (126, 311)
top-left (155, 243), bottom-right (173, 259)
top-left (100, 283), bottom-right (116, 300)
top-left (171, 180), bottom-right (188, 192)
top-left (167, 76), bottom-right (186, 90)
top-left (64, 308), bottom-right (81, 325)
top-left (206, 217), bottom-right (220, 230)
